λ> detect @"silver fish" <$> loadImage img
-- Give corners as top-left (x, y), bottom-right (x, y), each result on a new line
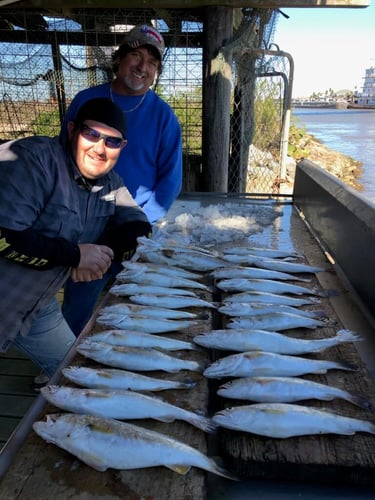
top-left (41, 385), bottom-right (216, 433)
top-left (33, 413), bottom-right (237, 478)
top-left (129, 293), bottom-right (217, 310)
top-left (203, 351), bottom-right (356, 378)
top-left (110, 283), bottom-right (197, 297)
top-left (222, 291), bottom-right (319, 307)
top-left (121, 260), bottom-right (203, 279)
top-left (63, 366), bottom-right (196, 391)
top-left (227, 312), bottom-right (325, 331)
top-left (219, 302), bottom-right (325, 319)
top-left (216, 278), bottom-right (322, 296)
top-left (194, 329), bottom-right (360, 355)
top-left (161, 250), bottom-right (228, 272)
top-left (222, 254), bottom-right (325, 274)
top-left (77, 340), bottom-right (204, 373)
top-left (116, 270), bottom-right (209, 291)
top-left (89, 330), bottom-right (198, 351)
top-left (211, 266), bottom-right (310, 282)
top-left (217, 376), bottom-right (372, 409)
top-left (96, 313), bottom-right (198, 334)
top-left (100, 303), bottom-right (198, 319)
top-left (222, 246), bottom-right (301, 259)
top-left (212, 403), bottom-right (375, 438)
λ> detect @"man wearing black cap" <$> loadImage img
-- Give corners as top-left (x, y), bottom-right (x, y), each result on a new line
top-left (0, 97), bottom-right (151, 380)
top-left (60, 24), bottom-right (182, 337)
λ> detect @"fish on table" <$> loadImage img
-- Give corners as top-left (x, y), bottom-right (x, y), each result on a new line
top-left (77, 340), bottom-right (205, 373)
top-left (121, 260), bottom-right (203, 280)
top-left (218, 302), bottom-right (326, 319)
top-left (116, 269), bottom-right (210, 291)
top-left (221, 246), bottom-right (302, 259)
top-left (110, 283), bottom-right (198, 297)
top-left (41, 385), bottom-right (216, 433)
top-left (227, 312), bottom-right (326, 331)
top-left (194, 329), bottom-right (361, 355)
top-left (203, 351), bottom-right (357, 378)
top-left (222, 254), bottom-right (325, 274)
top-left (96, 313), bottom-right (198, 334)
top-left (63, 365), bottom-right (197, 392)
top-left (33, 413), bottom-right (238, 478)
top-left (212, 403), bottom-right (375, 438)
top-left (215, 278), bottom-right (324, 296)
top-left (99, 303), bottom-right (199, 320)
top-left (128, 293), bottom-right (217, 310)
top-left (89, 330), bottom-right (198, 351)
top-left (211, 266), bottom-right (310, 282)
top-left (221, 291), bottom-right (319, 307)
top-left (217, 376), bottom-right (372, 409)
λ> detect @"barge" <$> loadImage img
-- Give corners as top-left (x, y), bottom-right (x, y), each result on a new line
top-left (0, 160), bottom-right (375, 499)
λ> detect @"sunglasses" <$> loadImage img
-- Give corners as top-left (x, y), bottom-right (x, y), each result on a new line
top-left (78, 123), bottom-right (125, 149)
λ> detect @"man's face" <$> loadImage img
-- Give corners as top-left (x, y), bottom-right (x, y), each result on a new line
top-left (68, 119), bottom-right (126, 180)
top-left (116, 47), bottom-right (159, 94)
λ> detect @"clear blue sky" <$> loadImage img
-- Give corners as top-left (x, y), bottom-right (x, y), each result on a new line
top-left (274, 2), bottom-right (375, 98)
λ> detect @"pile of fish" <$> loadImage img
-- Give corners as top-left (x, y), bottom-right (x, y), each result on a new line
top-left (33, 236), bottom-right (375, 478)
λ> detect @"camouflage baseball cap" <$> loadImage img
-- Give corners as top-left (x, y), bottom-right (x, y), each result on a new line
top-left (121, 24), bottom-right (165, 60)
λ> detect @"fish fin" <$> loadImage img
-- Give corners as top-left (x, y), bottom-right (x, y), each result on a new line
top-left (166, 464), bottom-right (192, 475)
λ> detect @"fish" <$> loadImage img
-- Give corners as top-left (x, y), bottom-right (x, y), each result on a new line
top-left (218, 302), bottom-right (326, 319)
top-left (116, 270), bottom-right (210, 291)
top-left (96, 313), bottom-right (198, 334)
top-left (41, 385), bottom-right (216, 433)
top-left (160, 250), bottom-right (228, 272)
top-left (110, 283), bottom-right (197, 297)
top-left (129, 294), bottom-right (217, 310)
top-left (89, 330), bottom-right (198, 351)
top-left (121, 260), bottom-right (203, 280)
top-left (194, 329), bottom-right (361, 355)
top-left (216, 278), bottom-right (323, 296)
top-left (227, 312), bottom-right (326, 331)
top-left (217, 376), bottom-right (373, 409)
top-left (203, 351), bottom-right (357, 378)
top-left (222, 254), bottom-right (325, 274)
top-left (211, 266), bottom-right (310, 282)
top-left (76, 340), bottom-right (205, 373)
top-left (33, 413), bottom-right (237, 478)
top-left (222, 246), bottom-right (301, 259)
top-left (221, 291), bottom-right (319, 307)
top-left (212, 403), bottom-right (375, 438)
top-left (62, 366), bottom-right (197, 392)
top-left (99, 303), bottom-right (198, 319)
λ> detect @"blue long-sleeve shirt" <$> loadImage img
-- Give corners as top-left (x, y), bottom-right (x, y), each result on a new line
top-left (61, 83), bottom-right (183, 224)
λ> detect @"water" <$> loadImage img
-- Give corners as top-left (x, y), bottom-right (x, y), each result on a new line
top-left (292, 108), bottom-right (375, 202)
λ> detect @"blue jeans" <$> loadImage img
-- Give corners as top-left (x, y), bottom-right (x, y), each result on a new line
top-left (12, 297), bottom-right (76, 378)
top-left (62, 262), bottom-right (122, 337)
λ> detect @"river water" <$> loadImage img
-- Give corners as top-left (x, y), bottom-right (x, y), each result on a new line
top-left (292, 108), bottom-right (375, 202)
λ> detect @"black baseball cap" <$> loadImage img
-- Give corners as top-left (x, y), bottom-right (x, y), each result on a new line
top-left (75, 97), bottom-right (126, 138)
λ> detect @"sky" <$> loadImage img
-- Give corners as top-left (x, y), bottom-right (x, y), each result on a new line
top-left (273, 2), bottom-right (375, 98)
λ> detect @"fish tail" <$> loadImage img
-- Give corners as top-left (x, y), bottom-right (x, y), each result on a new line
top-left (190, 415), bottom-right (218, 433)
top-left (208, 456), bottom-right (240, 481)
top-left (178, 378), bottom-right (197, 389)
top-left (336, 360), bottom-right (358, 372)
top-left (336, 329), bottom-right (363, 343)
top-left (346, 392), bottom-right (374, 410)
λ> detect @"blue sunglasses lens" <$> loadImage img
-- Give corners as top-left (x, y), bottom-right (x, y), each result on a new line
top-left (79, 124), bottom-right (123, 149)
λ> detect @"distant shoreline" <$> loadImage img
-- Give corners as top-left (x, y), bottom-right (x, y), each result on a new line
top-left (292, 102), bottom-right (375, 110)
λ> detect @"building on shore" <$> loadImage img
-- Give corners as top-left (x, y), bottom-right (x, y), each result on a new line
top-left (357, 66), bottom-right (375, 106)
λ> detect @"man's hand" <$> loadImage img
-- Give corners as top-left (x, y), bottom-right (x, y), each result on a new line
top-left (71, 243), bottom-right (114, 282)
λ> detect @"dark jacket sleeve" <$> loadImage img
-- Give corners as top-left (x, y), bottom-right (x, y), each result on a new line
top-left (0, 226), bottom-right (80, 269)
top-left (97, 220), bottom-right (152, 262)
